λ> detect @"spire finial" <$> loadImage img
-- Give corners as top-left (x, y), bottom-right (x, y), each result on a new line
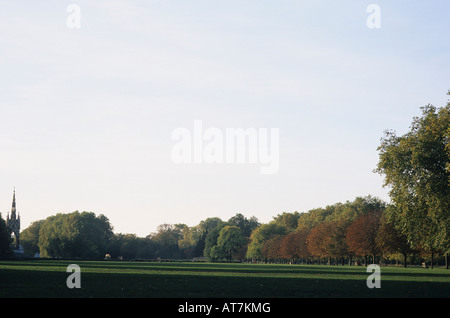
top-left (11, 187), bottom-right (16, 219)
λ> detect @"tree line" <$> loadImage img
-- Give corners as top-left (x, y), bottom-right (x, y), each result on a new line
top-left (1, 92), bottom-right (448, 267)
top-left (245, 196), bottom-right (413, 266)
top-left (0, 194), bottom-right (446, 268)
top-left (0, 210), bottom-right (260, 261)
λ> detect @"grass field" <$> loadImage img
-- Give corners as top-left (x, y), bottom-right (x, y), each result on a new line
top-left (0, 260), bottom-right (448, 298)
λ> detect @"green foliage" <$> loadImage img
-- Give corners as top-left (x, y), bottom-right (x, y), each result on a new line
top-left (216, 225), bottom-right (246, 262)
top-left (19, 195), bottom-right (431, 266)
top-left (376, 210), bottom-right (414, 267)
top-left (0, 213), bottom-right (12, 257)
top-left (203, 214), bottom-right (259, 262)
top-left (107, 233), bottom-right (158, 259)
top-left (296, 196), bottom-right (386, 232)
top-left (147, 223), bottom-right (184, 259)
top-left (203, 225), bottom-right (222, 261)
top-left (227, 213), bottom-right (260, 237)
top-left (376, 99), bottom-right (450, 252)
top-left (38, 211), bottom-right (114, 258)
top-left (246, 222), bottom-right (287, 260)
top-left (20, 220), bottom-right (44, 255)
top-left (272, 212), bottom-right (300, 232)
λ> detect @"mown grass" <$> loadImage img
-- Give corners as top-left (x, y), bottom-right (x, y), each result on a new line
top-left (0, 260), bottom-right (448, 298)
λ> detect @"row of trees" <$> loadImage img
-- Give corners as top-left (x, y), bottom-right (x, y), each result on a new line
top-left (2, 211), bottom-right (259, 261)
top-left (1, 195), bottom-right (445, 268)
top-left (245, 197), bottom-right (421, 266)
top-left (106, 213), bottom-right (259, 260)
top-left (14, 212), bottom-right (114, 259)
top-left (0, 196), bottom-right (447, 268)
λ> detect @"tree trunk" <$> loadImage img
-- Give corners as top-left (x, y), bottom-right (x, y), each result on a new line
top-left (431, 251), bottom-right (434, 269)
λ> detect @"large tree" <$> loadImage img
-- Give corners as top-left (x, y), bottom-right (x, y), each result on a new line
top-left (306, 222), bottom-right (334, 264)
top-left (327, 220), bottom-right (350, 265)
top-left (262, 235), bottom-right (284, 261)
top-left (305, 220), bottom-right (350, 265)
top-left (216, 225), bottom-right (246, 262)
top-left (202, 218), bottom-right (226, 261)
top-left (376, 208), bottom-right (414, 267)
top-left (375, 95), bottom-right (450, 260)
top-left (38, 211), bottom-right (114, 258)
top-left (280, 229), bottom-right (310, 262)
top-left (345, 211), bottom-right (382, 265)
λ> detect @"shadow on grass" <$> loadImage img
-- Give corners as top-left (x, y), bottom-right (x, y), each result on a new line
top-left (116, 263), bottom-right (449, 280)
top-left (0, 265), bottom-right (448, 298)
top-left (4, 260), bottom-right (448, 279)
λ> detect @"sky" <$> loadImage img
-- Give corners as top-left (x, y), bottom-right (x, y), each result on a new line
top-left (0, 0), bottom-right (449, 237)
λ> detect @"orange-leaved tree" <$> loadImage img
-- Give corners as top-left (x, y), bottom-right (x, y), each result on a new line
top-left (306, 222), bottom-right (334, 264)
top-left (345, 211), bottom-right (382, 265)
top-left (281, 229), bottom-right (310, 262)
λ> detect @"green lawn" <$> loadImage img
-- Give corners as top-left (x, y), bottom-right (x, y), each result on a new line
top-left (0, 260), bottom-right (448, 298)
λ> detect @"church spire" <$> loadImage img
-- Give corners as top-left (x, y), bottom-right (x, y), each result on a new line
top-left (6, 187), bottom-right (21, 250)
top-left (11, 187), bottom-right (16, 219)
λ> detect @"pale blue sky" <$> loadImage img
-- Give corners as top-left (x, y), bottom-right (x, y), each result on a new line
top-left (1, 1), bottom-right (449, 236)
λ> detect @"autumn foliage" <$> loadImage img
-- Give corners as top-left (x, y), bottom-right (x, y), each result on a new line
top-left (345, 211), bottom-right (382, 264)
top-left (246, 196), bottom-right (416, 265)
top-left (281, 229), bottom-right (310, 260)
top-left (306, 222), bottom-right (334, 259)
